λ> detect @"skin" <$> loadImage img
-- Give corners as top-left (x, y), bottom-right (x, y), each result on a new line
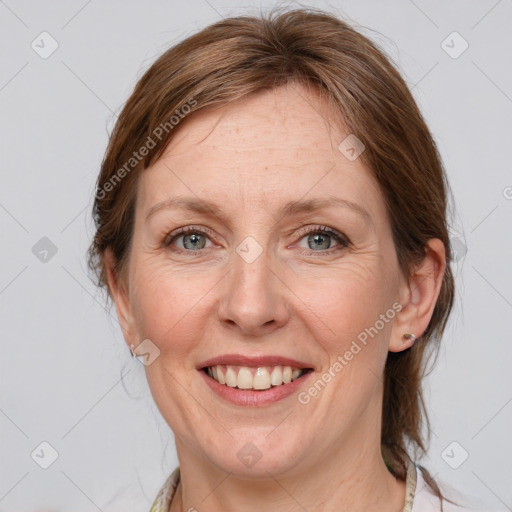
top-left (105, 82), bottom-right (446, 512)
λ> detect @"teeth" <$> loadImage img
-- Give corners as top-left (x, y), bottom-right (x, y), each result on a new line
top-left (237, 367), bottom-right (253, 389)
top-left (270, 366), bottom-right (283, 386)
top-left (216, 365), bottom-right (226, 384)
top-left (206, 364), bottom-right (307, 390)
top-left (253, 368), bottom-right (271, 390)
top-left (225, 366), bottom-right (237, 387)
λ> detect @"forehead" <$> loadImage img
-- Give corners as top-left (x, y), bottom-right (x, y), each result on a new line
top-left (136, 83), bottom-right (385, 225)
top-left (162, 83), bottom-right (342, 162)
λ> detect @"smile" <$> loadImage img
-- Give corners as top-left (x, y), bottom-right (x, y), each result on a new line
top-left (198, 354), bottom-right (315, 405)
top-left (203, 364), bottom-right (312, 390)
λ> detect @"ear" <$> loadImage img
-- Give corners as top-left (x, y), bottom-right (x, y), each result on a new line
top-left (389, 238), bottom-right (446, 352)
top-left (104, 248), bottom-right (137, 347)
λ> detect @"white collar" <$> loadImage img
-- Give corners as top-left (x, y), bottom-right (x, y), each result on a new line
top-left (150, 461), bottom-right (495, 512)
top-left (411, 463), bottom-right (443, 512)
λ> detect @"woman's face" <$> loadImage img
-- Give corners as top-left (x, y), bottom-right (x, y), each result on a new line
top-left (111, 83), bottom-right (415, 477)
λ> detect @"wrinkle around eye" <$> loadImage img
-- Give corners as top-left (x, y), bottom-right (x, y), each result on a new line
top-left (142, 215), bottom-right (378, 258)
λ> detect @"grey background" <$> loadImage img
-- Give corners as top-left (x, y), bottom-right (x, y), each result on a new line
top-left (1, 0), bottom-right (511, 510)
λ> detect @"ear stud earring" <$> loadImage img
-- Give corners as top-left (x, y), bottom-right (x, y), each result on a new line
top-left (403, 333), bottom-right (416, 345)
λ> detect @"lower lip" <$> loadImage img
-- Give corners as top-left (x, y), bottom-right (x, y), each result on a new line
top-left (199, 369), bottom-right (313, 406)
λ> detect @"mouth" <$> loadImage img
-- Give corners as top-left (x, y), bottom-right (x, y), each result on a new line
top-left (197, 354), bottom-right (315, 405)
top-left (201, 364), bottom-right (313, 391)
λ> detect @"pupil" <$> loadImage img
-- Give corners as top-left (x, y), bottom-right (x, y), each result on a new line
top-left (184, 233), bottom-right (205, 250)
top-left (309, 233), bottom-right (330, 250)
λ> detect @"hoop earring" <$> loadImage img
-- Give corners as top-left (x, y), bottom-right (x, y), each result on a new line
top-left (129, 344), bottom-right (136, 357)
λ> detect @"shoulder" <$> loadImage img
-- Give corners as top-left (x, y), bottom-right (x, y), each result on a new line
top-left (412, 464), bottom-right (508, 512)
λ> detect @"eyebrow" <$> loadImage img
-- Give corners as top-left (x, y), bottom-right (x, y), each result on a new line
top-left (145, 195), bottom-right (372, 225)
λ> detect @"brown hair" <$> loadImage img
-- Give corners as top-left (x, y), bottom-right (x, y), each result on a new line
top-left (88, 6), bottom-right (456, 507)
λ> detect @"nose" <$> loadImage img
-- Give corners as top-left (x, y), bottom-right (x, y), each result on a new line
top-left (217, 241), bottom-right (290, 338)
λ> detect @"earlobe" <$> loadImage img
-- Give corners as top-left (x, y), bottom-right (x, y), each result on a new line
top-left (389, 239), bottom-right (446, 353)
top-left (104, 248), bottom-right (135, 344)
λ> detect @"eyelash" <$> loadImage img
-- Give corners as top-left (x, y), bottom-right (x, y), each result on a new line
top-left (163, 225), bottom-right (351, 256)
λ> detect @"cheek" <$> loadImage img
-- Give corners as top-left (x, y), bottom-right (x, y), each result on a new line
top-left (130, 259), bottom-right (216, 358)
top-left (292, 257), bottom-right (393, 357)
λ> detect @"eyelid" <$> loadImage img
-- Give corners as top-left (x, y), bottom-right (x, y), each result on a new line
top-left (291, 225), bottom-right (351, 251)
top-left (163, 225), bottom-right (217, 247)
top-left (163, 227), bottom-right (218, 256)
top-left (163, 224), bottom-right (351, 253)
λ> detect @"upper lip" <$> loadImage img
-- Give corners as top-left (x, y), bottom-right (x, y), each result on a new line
top-left (198, 354), bottom-right (314, 370)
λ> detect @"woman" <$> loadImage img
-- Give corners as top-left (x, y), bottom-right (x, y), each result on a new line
top-left (87, 7), bottom-right (502, 512)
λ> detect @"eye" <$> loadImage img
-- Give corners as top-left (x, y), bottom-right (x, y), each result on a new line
top-left (294, 225), bottom-right (351, 254)
top-left (163, 225), bottom-right (351, 255)
top-left (164, 226), bottom-right (215, 252)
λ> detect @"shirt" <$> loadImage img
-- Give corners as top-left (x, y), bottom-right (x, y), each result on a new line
top-left (149, 458), bottom-right (502, 512)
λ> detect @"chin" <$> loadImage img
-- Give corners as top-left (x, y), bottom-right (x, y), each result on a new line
top-left (200, 427), bottom-right (311, 479)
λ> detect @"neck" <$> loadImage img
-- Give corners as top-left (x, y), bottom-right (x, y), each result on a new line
top-left (170, 439), bottom-right (406, 512)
